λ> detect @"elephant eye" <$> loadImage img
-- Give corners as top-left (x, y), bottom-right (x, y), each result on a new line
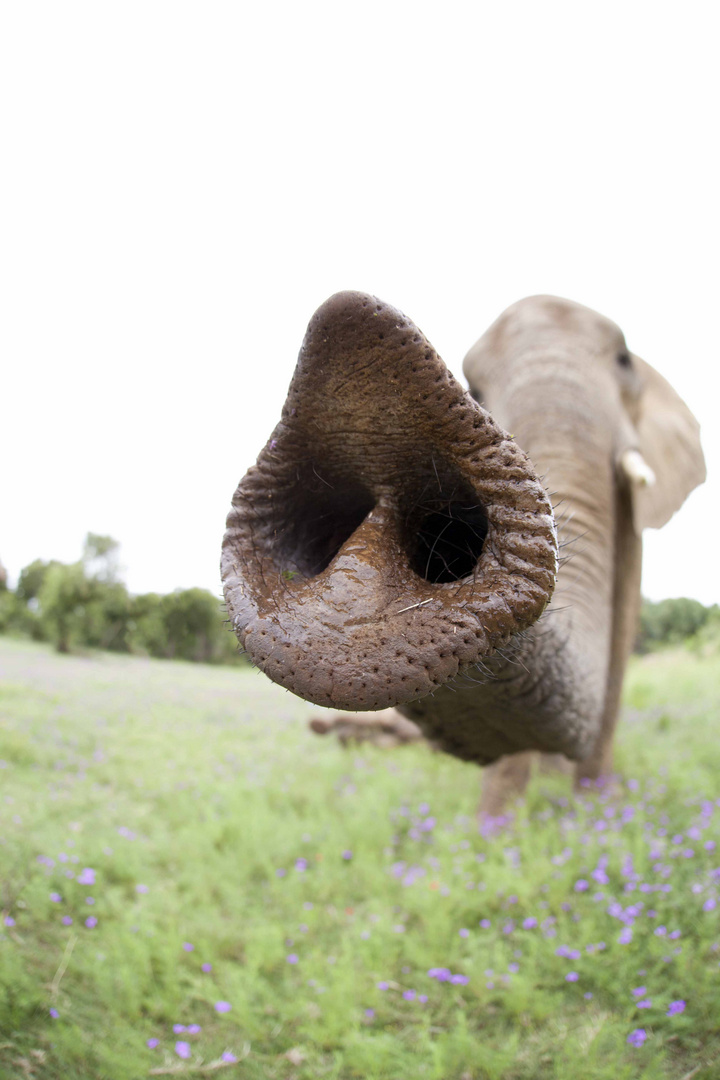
top-left (616, 351), bottom-right (632, 369)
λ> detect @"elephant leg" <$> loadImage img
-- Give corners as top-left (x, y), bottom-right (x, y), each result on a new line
top-left (575, 486), bottom-right (643, 787)
top-left (478, 751), bottom-right (536, 822)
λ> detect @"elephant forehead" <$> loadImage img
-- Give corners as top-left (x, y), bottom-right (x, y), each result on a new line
top-left (464, 295), bottom-right (628, 390)
top-left (498, 295), bottom-right (624, 342)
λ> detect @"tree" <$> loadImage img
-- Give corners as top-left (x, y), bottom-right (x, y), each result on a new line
top-left (34, 536), bottom-right (130, 654)
top-left (16, 559), bottom-right (63, 603)
top-left (161, 588), bottom-right (227, 663)
top-left (82, 534), bottom-right (121, 583)
top-left (38, 562), bottom-right (95, 653)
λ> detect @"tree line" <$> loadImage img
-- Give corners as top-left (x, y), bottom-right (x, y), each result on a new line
top-left (0, 536), bottom-right (717, 662)
top-left (0, 534), bottom-right (245, 665)
top-left (635, 596), bottom-right (719, 655)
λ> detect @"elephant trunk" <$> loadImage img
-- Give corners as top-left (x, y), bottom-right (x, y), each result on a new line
top-left (222, 292), bottom-right (557, 716)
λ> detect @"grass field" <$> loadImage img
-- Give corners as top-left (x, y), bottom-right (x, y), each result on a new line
top-left (1, 637), bottom-right (719, 1080)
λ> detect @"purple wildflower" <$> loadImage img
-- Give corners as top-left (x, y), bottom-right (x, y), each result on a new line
top-left (522, 917), bottom-right (537, 929)
top-left (637, 999), bottom-right (652, 1009)
top-left (377, 981), bottom-right (390, 990)
top-left (403, 990), bottom-right (416, 1000)
top-left (667, 1000), bottom-right (686, 1016)
top-left (182, 942), bottom-right (194, 952)
top-left (221, 1052), bottom-right (238, 1063)
top-left (50, 1007), bottom-right (59, 1018)
top-left (175, 1041), bottom-right (191, 1059)
top-left (287, 953), bottom-right (299, 964)
top-left (566, 972), bottom-right (579, 982)
top-left (364, 1008), bottom-right (375, 1018)
top-left (77, 868), bottom-right (95, 885)
top-left (147, 1038), bottom-right (159, 1049)
top-left (187, 1024), bottom-right (201, 1034)
top-left (459, 928), bottom-right (469, 938)
top-left (85, 916), bottom-right (97, 928)
top-left (50, 892), bottom-right (62, 903)
top-left (136, 883), bottom-right (149, 893)
top-left (201, 963), bottom-right (212, 972)
top-left (427, 968), bottom-right (451, 982)
top-left (627, 1028), bottom-right (647, 1047)
top-left (173, 1024), bottom-right (186, 1034)
top-left (632, 987), bottom-right (647, 997)
top-left (618, 927), bottom-right (633, 945)
top-left (214, 1001), bottom-right (232, 1013)
top-left (342, 850), bottom-right (353, 860)
top-left (61, 916), bottom-right (73, 926)
top-left (575, 879), bottom-right (589, 892)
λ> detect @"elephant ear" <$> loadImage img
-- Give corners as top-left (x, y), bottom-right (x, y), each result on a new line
top-left (631, 354), bottom-right (706, 532)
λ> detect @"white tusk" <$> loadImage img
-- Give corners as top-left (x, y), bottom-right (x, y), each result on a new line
top-left (620, 448), bottom-right (656, 488)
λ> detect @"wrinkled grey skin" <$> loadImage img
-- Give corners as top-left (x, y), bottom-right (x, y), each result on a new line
top-left (223, 293), bottom-right (705, 816)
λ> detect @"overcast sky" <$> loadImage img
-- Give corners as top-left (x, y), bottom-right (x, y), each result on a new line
top-left (2, 2), bottom-right (718, 604)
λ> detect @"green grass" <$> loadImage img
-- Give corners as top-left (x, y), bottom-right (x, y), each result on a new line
top-left (1, 637), bottom-right (719, 1079)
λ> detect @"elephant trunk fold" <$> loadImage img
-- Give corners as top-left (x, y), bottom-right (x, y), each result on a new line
top-left (222, 292), bottom-right (557, 713)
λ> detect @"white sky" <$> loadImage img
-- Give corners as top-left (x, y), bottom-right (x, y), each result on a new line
top-left (1, 2), bottom-right (718, 603)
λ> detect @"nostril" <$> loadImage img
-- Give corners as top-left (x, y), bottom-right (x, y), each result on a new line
top-left (408, 500), bottom-right (488, 583)
top-left (273, 470), bottom-right (375, 578)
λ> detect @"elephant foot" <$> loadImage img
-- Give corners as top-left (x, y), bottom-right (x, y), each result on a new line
top-left (574, 770), bottom-right (620, 797)
top-left (308, 709), bottom-right (425, 749)
top-left (574, 744), bottom-right (619, 795)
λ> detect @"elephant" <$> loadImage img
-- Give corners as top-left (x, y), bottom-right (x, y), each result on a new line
top-left (221, 291), bottom-right (705, 816)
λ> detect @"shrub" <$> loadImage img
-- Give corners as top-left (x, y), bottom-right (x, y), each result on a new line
top-left (635, 597), bottom-right (717, 653)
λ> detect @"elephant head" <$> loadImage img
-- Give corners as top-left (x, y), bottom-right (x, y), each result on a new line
top-left (222, 292), bottom-right (704, 775)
